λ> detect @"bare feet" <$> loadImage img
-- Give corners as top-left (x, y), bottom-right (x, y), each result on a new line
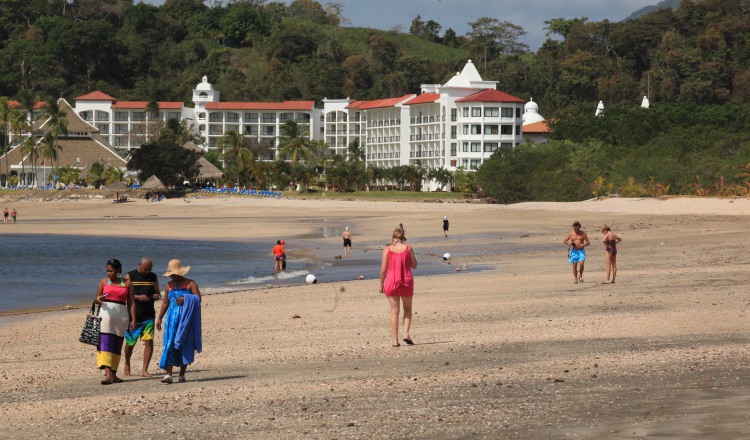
top-left (392, 342), bottom-right (400, 347)
top-left (579, 278), bottom-right (584, 283)
top-left (141, 371), bottom-right (152, 378)
top-left (573, 280), bottom-right (578, 284)
top-left (123, 363), bottom-right (131, 376)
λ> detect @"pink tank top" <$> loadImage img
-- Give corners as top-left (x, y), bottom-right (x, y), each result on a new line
top-left (383, 247), bottom-right (414, 297)
top-left (103, 279), bottom-right (129, 304)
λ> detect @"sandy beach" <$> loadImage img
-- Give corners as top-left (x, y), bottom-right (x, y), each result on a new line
top-left (1, 194), bottom-right (749, 439)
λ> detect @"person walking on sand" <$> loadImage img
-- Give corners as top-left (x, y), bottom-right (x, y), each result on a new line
top-left (442, 216), bottom-right (449, 238)
top-left (156, 259), bottom-right (202, 384)
top-left (10, 208), bottom-right (16, 224)
top-left (94, 259), bottom-right (135, 385)
top-left (273, 240), bottom-right (284, 271)
top-left (563, 221), bottom-right (590, 284)
top-left (602, 225), bottom-right (623, 284)
top-left (342, 227), bottom-right (353, 256)
top-left (123, 257), bottom-right (160, 377)
top-left (379, 227), bottom-right (418, 347)
top-left (3, 208), bottom-right (8, 224)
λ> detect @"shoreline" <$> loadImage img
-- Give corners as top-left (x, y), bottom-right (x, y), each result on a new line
top-left (2, 196), bottom-right (750, 438)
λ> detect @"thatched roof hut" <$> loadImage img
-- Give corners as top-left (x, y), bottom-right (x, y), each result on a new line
top-left (142, 175), bottom-right (166, 189)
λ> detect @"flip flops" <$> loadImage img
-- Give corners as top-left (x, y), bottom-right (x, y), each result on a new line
top-left (403, 338), bottom-right (414, 345)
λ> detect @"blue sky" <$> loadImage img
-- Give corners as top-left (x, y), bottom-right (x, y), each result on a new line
top-left (141, 0), bottom-right (659, 50)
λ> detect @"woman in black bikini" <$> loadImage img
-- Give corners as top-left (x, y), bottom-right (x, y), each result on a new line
top-left (602, 226), bottom-right (622, 284)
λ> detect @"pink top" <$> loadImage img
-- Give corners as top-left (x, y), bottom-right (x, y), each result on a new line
top-left (103, 279), bottom-right (129, 304)
top-left (383, 247), bottom-right (414, 297)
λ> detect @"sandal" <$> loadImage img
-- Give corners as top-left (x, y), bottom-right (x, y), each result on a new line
top-left (178, 376), bottom-right (187, 383)
top-left (161, 376), bottom-right (173, 384)
top-left (101, 379), bottom-right (113, 385)
top-left (403, 338), bottom-right (414, 345)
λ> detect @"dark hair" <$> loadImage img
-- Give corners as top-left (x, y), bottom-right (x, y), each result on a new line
top-left (572, 221), bottom-right (581, 228)
top-left (276, 240), bottom-right (281, 245)
top-left (106, 259), bottom-right (122, 272)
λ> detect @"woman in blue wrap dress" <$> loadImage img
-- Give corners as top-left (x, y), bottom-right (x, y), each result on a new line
top-left (156, 259), bottom-right (202, 384)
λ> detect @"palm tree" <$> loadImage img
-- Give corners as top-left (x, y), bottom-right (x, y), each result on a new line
top-left (37, 133), bottom-right (57, 185)
top-left (145, 100), bottom-right (159, 142)
top-left (219, 130), bottom-right (253, 187)
top-left (277, 120), bottom-right (313, 165)
top-left (20, 136), bottom-right (39, 187)
top-left (40, 98), bottom-right (67, 173)
top-left (15, 89), bottom-right (39, 136)
top-left (0, 97), bottom-right (10, 187)
top-left (9, 109), bottom-right (28, 186)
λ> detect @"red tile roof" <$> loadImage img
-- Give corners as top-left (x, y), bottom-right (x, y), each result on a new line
top-left (522, 120), bottom-right (550, 133)
top-left (456, 88), bottom-right (524, 103)
top-left (112, 101), bottom-right (184, 109)
top-left (357, 95), bottom-right (415, 110)
top-left (75, 91), bottom-right (116, 101)
top-left (345, 100), bottom-right (369, 109)
top-left (205, 101), bottom-right (315, 111)
top-left (404, 93), bottom-right (440, 105)
top-left (8, 100), bottom-right (46, 109)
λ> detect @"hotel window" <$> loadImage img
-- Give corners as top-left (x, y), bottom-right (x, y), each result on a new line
top-left (262, 113), bottom-right (275, 123)
top-left (471, 142), bottom-right (481, 152)
top-left (471, 107), bottom-right (481, 117)
top-left (115, 112), bottom-right (128, 122)
top-left (516, 125), bottom-right (522, 135)
top-left (470, 159), bottom-right (481, 170)
top-left (114, 137), bottom-right (125, 147)
top-left (246, 126), bottom-right (258, 135)
top-left (501, 108), bottom-right (514, 118)
top-left (168, 112), bottom-right (180, 121)
top-left (462, 125), bottom-right (469, 135)
top-left (79, 111), bottom-right (92, 121)
top-left (502, 142), bottom-right (513, 149)
top-left (115, 124), bottom-right (128, 134)
top-left (226, 112), bottom-right (239, 123)
top-left (462, 159), bottom-right (469, 168)
top-left (245, 113), bottom-right (259, 122)
top-left (209, 113), bottom-right (223, 122)
top-left (98, 124), bottom-right (110, 134)
top-left (451, 108), bottom-right (457, 121)
top-left (451, 126), bottom-right (457, 139)
top-left (450, 143), bottom-right (457, 156)
top-left (227, 125), bottom-right (239, 133)
top-left (262, 126), bottom-right (275, 135)
top-left (462, 107), bottom-right (469, 117)
top-left (485, 107), bottom-right (499, 117)
top-left (95, 111), bottom-right (109, 122)
top-left (516, 108), bottom-right (522, 118)
top-left (501, 125), bottom-right (513, 135)
top-left (209, 124), bottom-right (223, 135)
top-left (484, 125), bottom-right (499, 135)
top-left (462, 142), bottom-right (469, 152)
top-left (132, 112), bottom-right (145, 122)
top-left (484, 142), bottom-right (498, 152)
top-left (279, 113), bottom-right (292, 122)
top-left (296, 113), bottom-right (311, 123)
top-left (471, 125), bottom-right (481, 135)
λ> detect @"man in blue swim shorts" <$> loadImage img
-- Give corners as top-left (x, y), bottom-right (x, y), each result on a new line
top-left (563, 221), bottom-right (590, 284)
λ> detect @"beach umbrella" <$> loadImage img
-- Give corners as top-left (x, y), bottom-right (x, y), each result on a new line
top-left (142, 175), bottom-right (166, 190)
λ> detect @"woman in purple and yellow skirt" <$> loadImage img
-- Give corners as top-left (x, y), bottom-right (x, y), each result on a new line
top-left (94, 259), bottom-right (135, 385)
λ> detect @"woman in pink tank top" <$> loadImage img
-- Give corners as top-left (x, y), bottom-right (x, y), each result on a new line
top-left (379, 227), bottom-right (418, 347)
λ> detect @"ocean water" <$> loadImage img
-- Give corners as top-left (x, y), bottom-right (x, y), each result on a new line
top-left (0, 234), bottom-right (319, 313)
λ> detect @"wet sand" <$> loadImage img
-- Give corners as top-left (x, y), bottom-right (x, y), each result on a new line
top-left (0, 195), bottom-right (749, 438)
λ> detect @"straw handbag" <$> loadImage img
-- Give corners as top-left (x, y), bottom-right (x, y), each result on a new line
top-left (79, 302), bottom-right (101, 346)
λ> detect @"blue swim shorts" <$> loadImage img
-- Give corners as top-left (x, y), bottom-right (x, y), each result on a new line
top-left (568, 248), bottom-right (586, 264)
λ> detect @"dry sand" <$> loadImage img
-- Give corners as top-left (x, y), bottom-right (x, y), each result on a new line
top-left (1, 194), bottom-right (749, 439)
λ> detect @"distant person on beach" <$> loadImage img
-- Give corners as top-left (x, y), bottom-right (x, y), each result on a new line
top-left (342, 227), bottom-right (352, 256)
top-left (563, 221), bottom-right (590, 284)
top-left (602, 226), bottom-right (623, 284)
top-left (3, 208), bottom-right (8, 224)
top-left (94, 258), bottom-right (135, 385)
top-left (123, 257), bottom-right (160, 377)
top-left (398, 223), bottom-right (406, 241)
top-left (380, 227), bottom-right (418, 347)
top-left (156, 259), bottom-right (202, 384)
top-left (273, 240), bottom-right (284, 271)
top-left (442, 216), bottom-right (449, 238)
top-left (10, 208), bottom-right (16, 224)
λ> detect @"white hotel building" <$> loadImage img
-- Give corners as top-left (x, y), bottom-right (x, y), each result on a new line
top-left (72, 60), bottom-right (527, 182)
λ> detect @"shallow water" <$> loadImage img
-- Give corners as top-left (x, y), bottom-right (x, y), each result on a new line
top-left (0, 234), bottom-right (319, 312)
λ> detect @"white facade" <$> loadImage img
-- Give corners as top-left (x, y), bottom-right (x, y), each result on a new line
top-left (72, 61), bottom-right (525, 178)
